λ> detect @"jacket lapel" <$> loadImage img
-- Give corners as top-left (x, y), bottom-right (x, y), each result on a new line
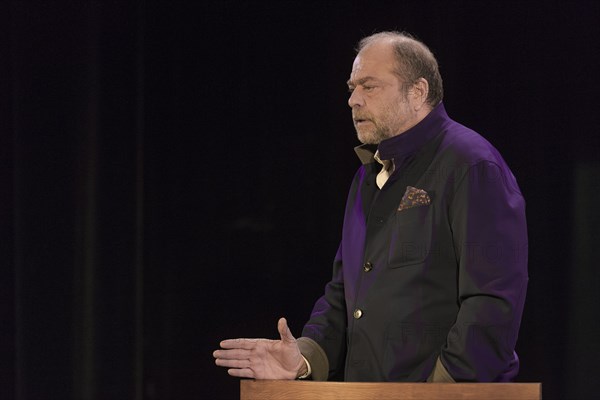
top-left (365, 132), bottom-right (443, 239)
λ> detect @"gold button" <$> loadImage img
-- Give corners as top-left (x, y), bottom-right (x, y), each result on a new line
top-left (353, 309), bottom-right (363, 319)
top-left (363, 262), bottom-right (373, 272)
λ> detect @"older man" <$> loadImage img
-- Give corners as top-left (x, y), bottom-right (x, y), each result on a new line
top-left (214, 31), bottom-right (528, 383)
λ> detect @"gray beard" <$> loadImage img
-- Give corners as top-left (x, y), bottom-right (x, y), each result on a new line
top-left (356, 124), bottom-right (392, 145)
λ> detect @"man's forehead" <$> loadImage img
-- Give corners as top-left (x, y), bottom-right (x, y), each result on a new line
top-left (356, 40), bottom-right (396, 62)
top-left (349, 43), bottom-right (397, 82)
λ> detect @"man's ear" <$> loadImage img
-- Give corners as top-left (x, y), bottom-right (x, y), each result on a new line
top-left (411, 78), bottom-right (429, 110)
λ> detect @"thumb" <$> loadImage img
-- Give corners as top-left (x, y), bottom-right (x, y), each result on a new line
top-left (277, 317), bottom-right (296, 343)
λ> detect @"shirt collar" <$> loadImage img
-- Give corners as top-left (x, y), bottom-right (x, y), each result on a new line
top-left (354, 102), bottom-right (449, 165)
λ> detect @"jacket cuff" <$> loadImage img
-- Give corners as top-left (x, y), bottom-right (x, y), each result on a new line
top-left (427, 356), bottom-right (456, 382)
top-left (297, 337), bottom-right (329, 381)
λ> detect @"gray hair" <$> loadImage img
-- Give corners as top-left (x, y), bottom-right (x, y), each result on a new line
top-left (357, 31), bottom-right (443, 106)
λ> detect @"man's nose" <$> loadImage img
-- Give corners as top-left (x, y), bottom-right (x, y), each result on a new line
top-left (348, 88), bottom-right (364, 108)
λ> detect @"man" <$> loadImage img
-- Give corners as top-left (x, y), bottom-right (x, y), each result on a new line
top-left (213, 31), bottom-right (528, 382)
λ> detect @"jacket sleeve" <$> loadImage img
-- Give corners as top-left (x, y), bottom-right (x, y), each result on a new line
top-left (298, 166), bottom-right (371, 380)
top-left (441, 160), bottom-right (528, 381)
top-left (298, 243), bottom-right (347, 381)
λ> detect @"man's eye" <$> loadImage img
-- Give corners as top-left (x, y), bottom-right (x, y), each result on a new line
top-left (363, 85), bottom-right (375, 91)
top-left (348, 87), bottom-right (355, 93)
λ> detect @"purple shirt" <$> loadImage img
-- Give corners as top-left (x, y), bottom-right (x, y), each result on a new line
top-left (300, 102), bottom-right (528, 382)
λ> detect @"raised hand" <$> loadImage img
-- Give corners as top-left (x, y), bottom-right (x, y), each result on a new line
top-left (213, 318), bottom-right (307, 380)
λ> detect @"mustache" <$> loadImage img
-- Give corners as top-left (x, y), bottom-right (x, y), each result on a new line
top-left (352, 113), bottom-right (373, 122)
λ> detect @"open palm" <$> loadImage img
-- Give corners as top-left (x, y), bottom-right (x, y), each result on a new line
top-left (214, 318), bottom-right (306, 380)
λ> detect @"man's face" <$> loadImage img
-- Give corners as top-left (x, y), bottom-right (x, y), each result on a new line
top-left (347, 41), bottom-right (419, 145)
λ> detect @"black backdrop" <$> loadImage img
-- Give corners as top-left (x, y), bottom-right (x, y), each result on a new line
top-left (3, 1), bottom-right (600, 399)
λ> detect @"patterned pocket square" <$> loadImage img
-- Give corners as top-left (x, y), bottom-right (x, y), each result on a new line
top-left (398, 186), bottom-right (431, 211)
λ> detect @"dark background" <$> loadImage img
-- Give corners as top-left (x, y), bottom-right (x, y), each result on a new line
top-left (3, 1), bottom-right (600, 399)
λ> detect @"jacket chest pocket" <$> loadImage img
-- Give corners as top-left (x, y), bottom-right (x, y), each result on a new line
top-left (388, 204), bottom-right (433, 268)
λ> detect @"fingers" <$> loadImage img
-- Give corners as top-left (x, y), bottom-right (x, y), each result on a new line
top-left (277, 317), bottom-right (296, 344)
top-left (227, 368), bottom-right (255, 379)
top-left (215, 357), bottom-right (251, 369)
top-left (213, 348), bottom-right (251, 360)
top-left (215, 318), bottom-right (299, 380)
top-left (219, 338), bottom-right (261, 350)
top-left (214, 349), bottom-right (254, 378)
top-left (214, 350), bottom-right (255, 379)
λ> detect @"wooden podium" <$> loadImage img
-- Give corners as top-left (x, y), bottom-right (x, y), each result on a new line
top-left (240, 380), bottom-right (542, 400)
